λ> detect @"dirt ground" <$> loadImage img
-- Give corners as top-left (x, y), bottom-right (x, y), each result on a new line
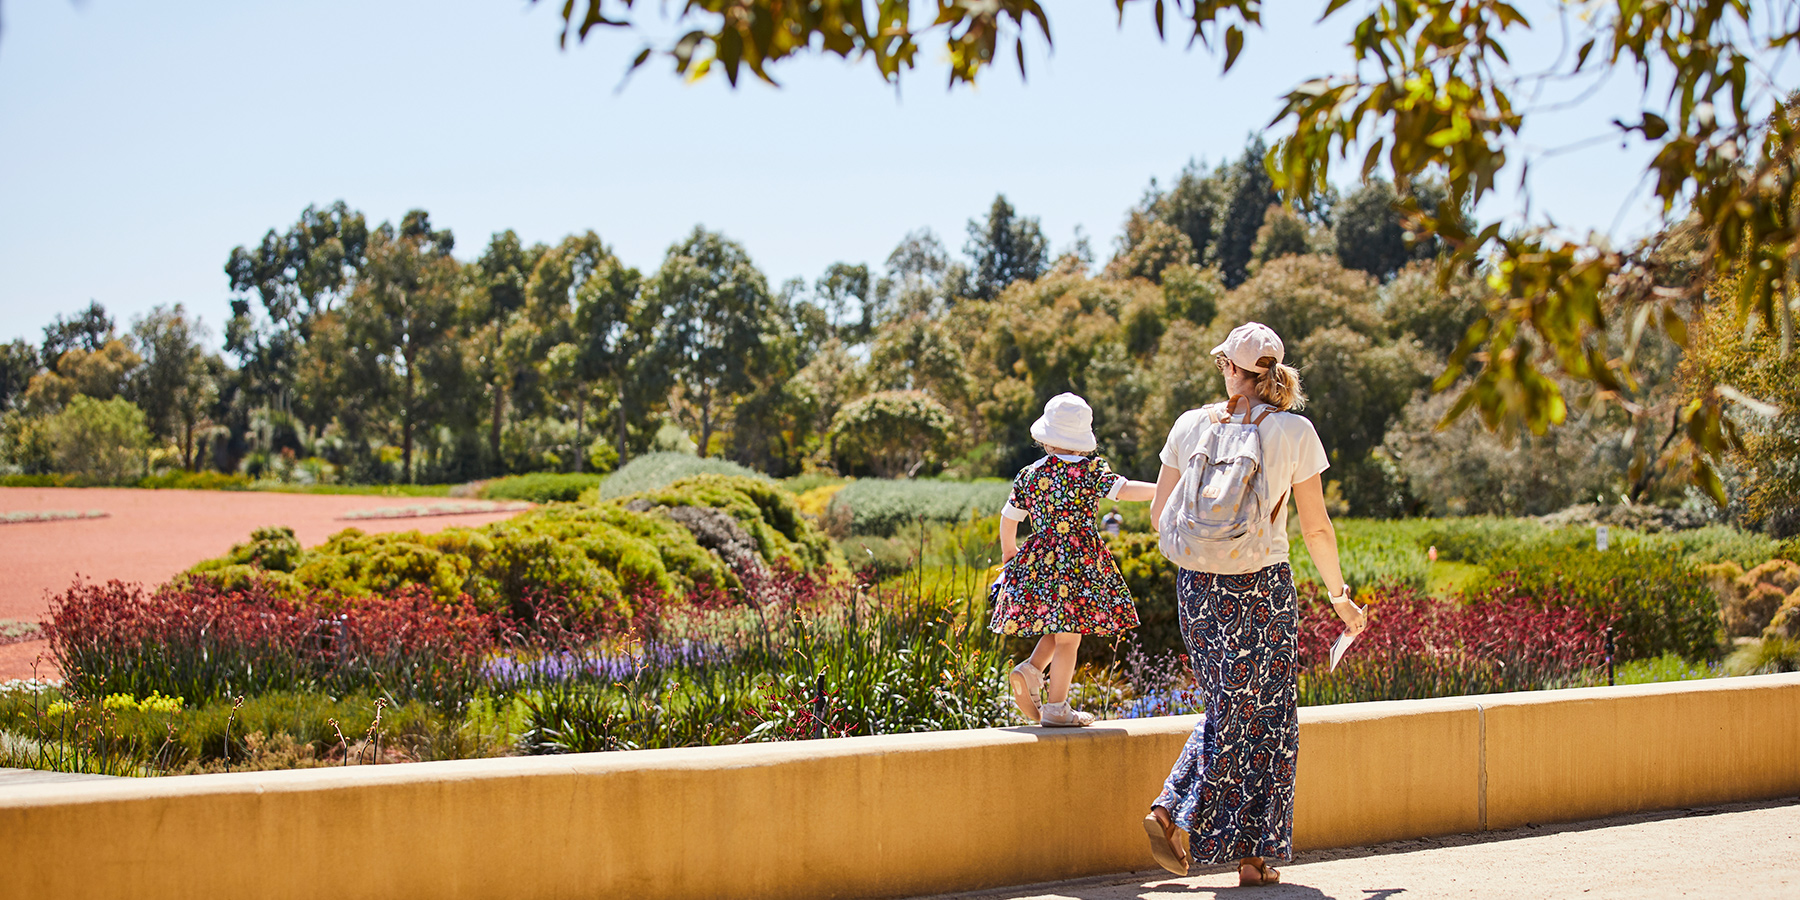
top-left (0, 487), bottom-right (528, 681)
top-left (919, 798), bottom-right (1800, 900)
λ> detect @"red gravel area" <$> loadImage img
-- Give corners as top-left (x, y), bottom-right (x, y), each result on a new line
top-left (0, 487), bottom-right (528, 681)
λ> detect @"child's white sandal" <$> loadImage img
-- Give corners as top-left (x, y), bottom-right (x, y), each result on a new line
top-left (1008, 662), bottom-right (1044, 721)
top-left (1039, 701), bottom-right (1095, 727)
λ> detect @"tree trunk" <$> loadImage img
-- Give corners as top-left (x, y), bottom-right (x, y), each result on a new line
top-left (491, 384), bottom-right (505, 475)
top-left (616, 399), bottom-right (629, 467)
top-left (697, 391), bottom-right (713, 459)
top-left (183, 417), bottom-right (194, 471)
top-left (403, 363), bottom-right (415, 484)
top-left (573, 390), bottom-right (585, 473)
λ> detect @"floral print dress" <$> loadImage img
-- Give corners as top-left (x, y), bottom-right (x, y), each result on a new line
top-left (987, 455), bottom-right (1140, 637)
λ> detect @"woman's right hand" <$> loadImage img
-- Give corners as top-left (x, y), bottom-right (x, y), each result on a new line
top-left (1332, 595), bottom-right (1367, 636)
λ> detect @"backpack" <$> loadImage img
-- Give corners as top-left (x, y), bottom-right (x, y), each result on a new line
top-left (1158, 397), bottom-right (1283, 574)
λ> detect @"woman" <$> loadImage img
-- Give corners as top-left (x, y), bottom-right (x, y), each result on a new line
top-left (1141, 321), bottom-right (1366, 887)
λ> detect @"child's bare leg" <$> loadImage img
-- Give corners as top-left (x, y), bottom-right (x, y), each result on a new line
top-left (1027, 635), bottom-right (1056, 672)
top-left (1044, 633), bottom-right (1081, 706)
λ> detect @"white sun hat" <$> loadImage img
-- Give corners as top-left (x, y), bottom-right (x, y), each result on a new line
top-left (1211, 322), bottom-right (1285, 373)
top-left (1030, 392), bottom-right (1098, 454)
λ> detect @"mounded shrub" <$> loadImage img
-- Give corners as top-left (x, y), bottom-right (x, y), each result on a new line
top-left (595, 452), bottom-right (766, 500)
top-left (188, 477), bottom-right (832, 619)
top-left (479, 472), bottom-right (605, 503)
top-left (825, 478), bottom-right (1012, 537)
top-left (1764, 589), bottom-right (1800, 641)
top-left (615, 474), bottom-right (839, 575)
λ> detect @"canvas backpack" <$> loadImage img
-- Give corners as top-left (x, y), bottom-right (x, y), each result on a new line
top-left (1158, 397), bottom-right (1282, 574)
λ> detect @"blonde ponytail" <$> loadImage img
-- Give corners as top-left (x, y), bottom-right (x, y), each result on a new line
top-left (1254, 356), bottom-right (1306, 411)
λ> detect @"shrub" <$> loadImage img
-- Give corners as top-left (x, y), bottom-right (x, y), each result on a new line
top-left (792, 482), bottom-right (847, 518)
top-left (0, 473), bottom-right (72, 487)
top-left (480, 472), bottom-right (605, 504)
top-left (1762, 588), bottom-right (1800, 642)
top-left (827, 390), bottom-right (959, 478)
top-left (41, 396), bottom-right (149, 483)
top-left (1420, 517), bottom-right (1556, 563)
top-left (513, 587), bottom-right (1015, 752)
top-left (1476, 545), bottom-right (1721, 661)
top-left (1724, 636), bottom-right (1800, 675)
top-left (1296, 585), bottom-right (1603, 705)
top-left (0, 686), bottom-right (457, 773)
top-left (1107, 533), bottom-right (1183, 658)
top-left (137, 471), bottom-right (254, 491)
top-left (825, 478), bottom-right (1012, 537)
top-left (596, 452), bottom-right (766, 500)
top-left (44, 578), bottom-right (498, 709)
top-left (1634, 526), bottom-right (1782, 568)
top-left (617, 474), bottom-right (839, 575)
top-left (1290, 518), bottom-right (1431, 594)
top-left (1718, 560), bottom-right (1799, 637)
top-left (188, 482), bottom-right (815, 618)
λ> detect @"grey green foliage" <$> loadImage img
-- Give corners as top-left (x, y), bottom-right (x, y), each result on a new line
top-left (596, 451), bottom-right (767, 500)
top-left (826, 478), bottom-right (1011, 537)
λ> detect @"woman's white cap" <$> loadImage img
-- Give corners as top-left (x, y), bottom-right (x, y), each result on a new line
top-left (1211, 321), bottom-right (1285, 373)
top-left (1030, 392), bottom-right (1098, 454)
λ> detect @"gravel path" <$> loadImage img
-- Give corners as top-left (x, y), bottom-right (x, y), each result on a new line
top-left (919, 798), bottom-right (1800, 900)
top-left (0, 487), bottom-right (527, 680)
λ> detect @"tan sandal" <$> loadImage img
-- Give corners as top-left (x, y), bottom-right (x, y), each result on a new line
top-left (1142, 807), bottom-right (1188, 876)
top-left (1008, 662), bottom-right (1043, 721)
top-left (1237, 858), bottom-right (1279, 887)
top-left (1038, 701), bottom-right (1094, 727)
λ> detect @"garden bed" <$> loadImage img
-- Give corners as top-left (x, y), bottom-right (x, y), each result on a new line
top-left (4, 489), bottom-right (1794, 778)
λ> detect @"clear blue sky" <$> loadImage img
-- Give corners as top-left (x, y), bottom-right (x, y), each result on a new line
top-left (0, 0), bottom-right (1666, 349)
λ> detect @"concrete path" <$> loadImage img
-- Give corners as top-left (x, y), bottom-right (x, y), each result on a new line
top-left (921, 798), bottom-right (1800, 900)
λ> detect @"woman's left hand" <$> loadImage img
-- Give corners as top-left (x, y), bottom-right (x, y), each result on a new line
top-left (1332, 596), bottom-right (1367, 636)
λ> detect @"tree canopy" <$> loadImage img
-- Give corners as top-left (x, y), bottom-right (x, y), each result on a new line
top-left (539, 0), bottom-right (1800, 501)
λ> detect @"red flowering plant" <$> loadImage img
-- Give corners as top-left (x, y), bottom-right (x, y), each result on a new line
top-left (44, 576), bottom-right (500, 711)
top-left (1295, 584), bottom-right (1605, 706)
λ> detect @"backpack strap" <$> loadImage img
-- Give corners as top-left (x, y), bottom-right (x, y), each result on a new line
top-left (1219, 395), bottom-right (1279, 426)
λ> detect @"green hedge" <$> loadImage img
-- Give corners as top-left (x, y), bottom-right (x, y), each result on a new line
top-left (596, 452), bottom-right (766, 500)
top-left (0, 471), bottom-right (254, 490)
top-left (1290, 519), bottom-right (1432, 593)
top-left (825, 479), bottom-right (1012, 537)
top-left (139, 471), bottom-right (255, 490)
top-left (479, 472), bottom-right (605, 504)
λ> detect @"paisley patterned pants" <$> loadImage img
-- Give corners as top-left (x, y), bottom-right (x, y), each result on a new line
top-left (1152, 563), bottom-right (1299, 865)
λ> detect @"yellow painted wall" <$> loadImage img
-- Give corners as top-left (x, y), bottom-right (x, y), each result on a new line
top-left (1479, 676), bottom-right (1800, 829)
top-left (2, 674), bottom-right (1796, 900)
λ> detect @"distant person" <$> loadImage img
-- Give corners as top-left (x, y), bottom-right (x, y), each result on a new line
top-left (1102, 508), bottom-right (1124, 537)
top-left (988, 393), bottom-right (1156, 726)
top-left (1142, 322), bottom-right (1367, 886)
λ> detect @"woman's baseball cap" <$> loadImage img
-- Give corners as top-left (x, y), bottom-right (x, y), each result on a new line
top-left (1030, 392), bottom-right (1098, 454)
top-left (1211, 322), bottom-right (1285, 373)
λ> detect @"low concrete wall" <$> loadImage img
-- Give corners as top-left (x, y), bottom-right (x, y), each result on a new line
top-left (3, 674), bottom-right (1797, 900)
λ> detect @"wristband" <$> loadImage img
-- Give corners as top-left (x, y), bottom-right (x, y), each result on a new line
top-left (1329, 584), bottom-right (1353, 603)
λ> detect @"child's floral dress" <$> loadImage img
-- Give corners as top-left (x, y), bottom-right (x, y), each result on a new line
top-left (988, 455), bottom-right (1140, 637)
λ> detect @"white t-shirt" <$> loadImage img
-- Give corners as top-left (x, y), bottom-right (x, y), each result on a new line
top-left (1159, 402), bottom-right (1329, 566)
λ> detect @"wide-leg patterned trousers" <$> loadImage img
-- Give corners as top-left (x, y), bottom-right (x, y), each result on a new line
top-left (1152, 562), bottom-right (1299, 864)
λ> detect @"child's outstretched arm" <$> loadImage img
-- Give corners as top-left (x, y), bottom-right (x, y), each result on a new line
top-left (1114, 479), bottom-right (1157, 502)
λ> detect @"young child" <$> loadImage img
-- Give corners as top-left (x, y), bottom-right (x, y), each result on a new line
top-left (989, 392), bottom-right (1156, 726)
